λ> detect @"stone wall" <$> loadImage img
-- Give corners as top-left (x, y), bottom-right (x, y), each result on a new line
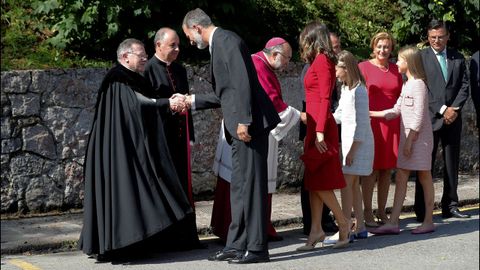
top-left (1, 65), bottom-right (478, 213)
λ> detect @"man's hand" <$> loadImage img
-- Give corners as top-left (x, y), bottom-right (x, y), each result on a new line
top-left (169, 94), bottom-right (186, 112)
top-left (443, 107), bottom-right (459, 125)
top-left (237, 124), bottom-right (251, 142)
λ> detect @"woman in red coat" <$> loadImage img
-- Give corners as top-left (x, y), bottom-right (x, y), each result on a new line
top-left (296, 21), bottom-right (350, 251)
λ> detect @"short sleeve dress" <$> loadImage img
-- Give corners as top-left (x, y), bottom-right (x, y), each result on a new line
top-left (303, 54), bottom-right (345, 191)
top-left (359, 61), bottom-right (402, 170)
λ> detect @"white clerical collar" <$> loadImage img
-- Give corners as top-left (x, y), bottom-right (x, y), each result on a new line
top-left (155, 54), bottom-right (171, 66)
top-left (209, 27), bottom-right (218, 54)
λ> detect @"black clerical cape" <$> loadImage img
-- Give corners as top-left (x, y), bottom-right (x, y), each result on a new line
top-left (78, 64), bottom-right (193, 256)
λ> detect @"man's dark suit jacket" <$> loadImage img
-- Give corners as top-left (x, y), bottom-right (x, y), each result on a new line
top-left (421, 47), bottom-right (469, 131)
top-left (194, 28), bottom-right (280, 138)
top-left (470, 51), bottom-right (480, 128)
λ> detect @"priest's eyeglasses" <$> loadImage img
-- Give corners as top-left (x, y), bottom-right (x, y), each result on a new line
top-left (128, 52), bottom-right (148, 60)
top-left (277, 52), bottom-right (292, 60)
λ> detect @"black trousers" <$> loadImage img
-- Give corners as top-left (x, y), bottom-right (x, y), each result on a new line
top-left (225, 131), bottom-right (269, 252)
top-left (415, 118), bottom-right (462, 219)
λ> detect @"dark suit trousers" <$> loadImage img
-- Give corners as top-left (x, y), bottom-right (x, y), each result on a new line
top-left (225, 130), bottom-right (269, 252)
top-left (415, 117), bottom-right (462, 218)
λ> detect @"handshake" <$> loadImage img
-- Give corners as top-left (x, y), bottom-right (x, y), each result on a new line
top-left (169, 93), bottom-right (192, 113)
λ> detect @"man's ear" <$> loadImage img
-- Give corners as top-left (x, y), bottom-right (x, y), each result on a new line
top-left (193, 24), bottom-right (201, 34)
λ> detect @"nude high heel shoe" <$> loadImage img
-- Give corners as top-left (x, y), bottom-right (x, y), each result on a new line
top-left (332, 233), bottom-right (352, 249)
top-left (332, 224), bottom-right (352, 249)
top-left (296, 233), bottom-right (326, 251)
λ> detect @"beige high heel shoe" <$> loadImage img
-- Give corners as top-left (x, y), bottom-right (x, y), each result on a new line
top-left (332, 224), bottom-right (352, 249)
top-left (332, 232), bottom-right (352, 249)
top-left (296, 233), bottom-right (326, 251)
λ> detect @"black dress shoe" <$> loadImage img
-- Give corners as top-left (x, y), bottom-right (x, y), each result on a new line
top-left (228, 251), bottom-right (270, 264)
top-left (268, 234), bottom-right (284, 242)
top-left (208, 249), bottom-right (241, 261)
top-left (442, 208), bottom-right (471, 219)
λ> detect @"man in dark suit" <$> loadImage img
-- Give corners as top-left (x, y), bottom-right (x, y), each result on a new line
top-left (181, 8), bottom-right (280, 264)
top-left (470, 50), bottom-right (480, 131)
top-left (415, 19), bottom-right (470, 221)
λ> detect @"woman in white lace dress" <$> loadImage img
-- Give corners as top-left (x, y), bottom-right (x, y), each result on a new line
top-left (327, 51), bottom-right (374, 243)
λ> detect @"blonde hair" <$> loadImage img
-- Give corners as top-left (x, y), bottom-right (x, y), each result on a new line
top-left (336, 50), bottom-right (365, 89)
top-left (299, 21), bottom-right (336, 64)
top-left (369, 32), bottom-right (396, 59)
top-left (398, 46), bottom-right (427, 82)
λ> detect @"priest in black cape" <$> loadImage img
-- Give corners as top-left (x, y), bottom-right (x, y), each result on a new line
top-left (78, 38), bottom-right (198, 262)
top-left (143, 27), bottom-right (201, 249)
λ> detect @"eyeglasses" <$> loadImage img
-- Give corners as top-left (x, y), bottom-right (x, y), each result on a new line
top-left (277, 52), bottom-right (292, 60)
top-left (128, 52), bottom-right (148, 60)
top-left (428, 35), bottom-right (447, 41)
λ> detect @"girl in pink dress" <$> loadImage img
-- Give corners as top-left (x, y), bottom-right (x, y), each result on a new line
top-left (369, 46), bottom-right (435, 235)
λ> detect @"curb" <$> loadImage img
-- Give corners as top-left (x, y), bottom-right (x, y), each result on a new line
top-left (3, 199), bottom-right (477, 255)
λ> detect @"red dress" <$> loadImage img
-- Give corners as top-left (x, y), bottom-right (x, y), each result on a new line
top-left (303, 54), bottom-right (345, 191)
top-left (359, 61), bottom-right (402, 169)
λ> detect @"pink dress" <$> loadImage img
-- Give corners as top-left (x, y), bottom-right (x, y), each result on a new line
top-left (384, 79), bottom-right (433, 171)
top-left (359, 61), bottom-right (402, 170)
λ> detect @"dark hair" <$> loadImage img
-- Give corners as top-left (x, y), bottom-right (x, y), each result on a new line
top-left (299, 21), bottom-right (336, 64)
top-left (427, 19), bottom-right (449, 34)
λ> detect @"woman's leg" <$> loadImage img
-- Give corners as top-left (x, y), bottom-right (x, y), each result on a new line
top-left (361, 171), bottom-right (378, 225)
top-left (418, 170), bottom-right (435, 227)
top-left (376, 169), bottom-right (392, 222)
top-left (307, 191), bottom-right (325, 243)
top-left (340, 174), bottom-right (354, 229)
top-left (387, 168), bottom-right (410, 225)
top-left (320, 190), bottom-right (349, 241)
top-left (352, 175), bottom-right (366, 233)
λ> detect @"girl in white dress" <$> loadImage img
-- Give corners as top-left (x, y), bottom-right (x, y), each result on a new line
top-left (370, 46), bottom-right (435, 235)
top-left (326, 51), bottom-right (374, 244)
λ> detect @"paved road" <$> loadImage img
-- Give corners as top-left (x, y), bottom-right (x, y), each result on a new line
top-left (1, 207), bottom-right (478, 270)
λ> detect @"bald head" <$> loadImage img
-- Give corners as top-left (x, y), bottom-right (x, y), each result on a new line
top-left (154, 27), bottom-right (180, 63)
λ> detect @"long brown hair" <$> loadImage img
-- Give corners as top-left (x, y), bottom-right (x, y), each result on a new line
top-left (299, 21), bottom-right (336, 64)
top-left (336, 50), bottom-right (365, 89)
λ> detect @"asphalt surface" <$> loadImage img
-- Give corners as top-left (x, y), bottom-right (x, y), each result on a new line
top-left (1, 174), bottom-right (478, 255)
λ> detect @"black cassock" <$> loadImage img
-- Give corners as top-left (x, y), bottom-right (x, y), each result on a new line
top-left (144, 58), bottom-right (195, 205)
top-left (79, 64), bottom-right (198, 257)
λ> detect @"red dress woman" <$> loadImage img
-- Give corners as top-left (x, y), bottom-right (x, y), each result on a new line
top-left (303, 53), bottom-right (345, 191)
top-left (296, 21), bottom-right (350, 251)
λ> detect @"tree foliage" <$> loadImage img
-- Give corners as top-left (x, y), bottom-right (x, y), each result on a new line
top-left (1, 0), bottom-right (478, 70)
top-left (391, 0), bottom-right (479, 53)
